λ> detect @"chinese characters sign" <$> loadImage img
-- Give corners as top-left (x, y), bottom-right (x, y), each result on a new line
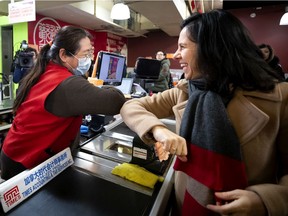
top-left (0, 148), bottom-right (73, 213)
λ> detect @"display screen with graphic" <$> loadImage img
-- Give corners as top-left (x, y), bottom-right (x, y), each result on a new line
top-left (96, 51), bottom-right (126, 86)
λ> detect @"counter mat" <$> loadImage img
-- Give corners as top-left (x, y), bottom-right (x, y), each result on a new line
top-left (3, 166), bottom-right (152, 216)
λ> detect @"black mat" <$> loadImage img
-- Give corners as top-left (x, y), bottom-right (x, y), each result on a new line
top-left (2, 167), bottom-right (152, 216)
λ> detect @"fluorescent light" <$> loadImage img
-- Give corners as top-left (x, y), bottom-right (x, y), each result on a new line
top-left (111, 3), bottom-right (130, 20)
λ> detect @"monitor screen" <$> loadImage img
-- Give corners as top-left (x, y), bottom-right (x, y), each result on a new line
top-left (96, 51), bottom-right (126, 86)
top-left (135, 58), bottom-right (161, 79)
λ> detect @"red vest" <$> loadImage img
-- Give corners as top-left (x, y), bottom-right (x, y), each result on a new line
top-left (3, 62), bottom-right (82, 169)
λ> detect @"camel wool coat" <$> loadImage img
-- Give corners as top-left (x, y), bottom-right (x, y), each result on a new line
top-left (120, 79), bottom-right (288, 216)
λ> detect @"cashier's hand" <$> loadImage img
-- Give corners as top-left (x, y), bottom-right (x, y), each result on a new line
top-left (151, 126), bottom-right (187, 162)
top-left (206, 189), bottom-right (267, 216)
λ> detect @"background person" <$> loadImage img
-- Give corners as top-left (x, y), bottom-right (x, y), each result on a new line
top-left (0, 25), bottom-right (125, 180)
top-left (258, 43), bottom-right (285, 80)
top-left (120, 9), bottom-right (288, 216)
top-left (146, 51), bottom-right (171, 93)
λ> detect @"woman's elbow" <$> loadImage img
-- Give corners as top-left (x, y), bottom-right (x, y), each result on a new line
top-left (110, 94), bottom-right (126, 114)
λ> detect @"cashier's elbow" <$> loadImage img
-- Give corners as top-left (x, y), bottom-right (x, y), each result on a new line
top-left (109, 92), bottom-right (126, 114)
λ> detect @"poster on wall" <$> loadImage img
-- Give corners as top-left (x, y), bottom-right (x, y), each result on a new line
top-left (106, 32), bottom-right (127, 58)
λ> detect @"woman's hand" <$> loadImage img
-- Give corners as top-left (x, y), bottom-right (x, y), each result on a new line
top-left (206, 189), bottom-right (267, 216)
top-left (151, 125), bottom-right (187, 162)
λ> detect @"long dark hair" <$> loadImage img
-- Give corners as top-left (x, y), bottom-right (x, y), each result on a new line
top-left (13, 25), bottom-right (92, 114)
top-left (181, 9), bottom-right (281, 96)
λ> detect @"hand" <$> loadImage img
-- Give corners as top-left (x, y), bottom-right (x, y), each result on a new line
top-left (151, 126), bottom-right (187, 162)
top-left (206, 189), bottom-right (267, 216)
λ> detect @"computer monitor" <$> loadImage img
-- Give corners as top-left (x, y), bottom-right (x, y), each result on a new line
top-left (115, 78), bottom-right (133, 95)
top-left (135, 57), bottom-right (161, 79)
top-left (96, 51), bottom-right (126, 86)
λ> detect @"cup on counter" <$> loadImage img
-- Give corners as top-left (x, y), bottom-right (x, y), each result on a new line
top-left (88, 77), bottom-right (104, 86)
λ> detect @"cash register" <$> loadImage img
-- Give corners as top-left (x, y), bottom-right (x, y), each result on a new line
top-left (134, 57), bottom-right (161, 93)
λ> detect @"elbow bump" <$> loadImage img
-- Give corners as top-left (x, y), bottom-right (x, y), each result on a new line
top-left (111, 97), bottom-right (126, 112)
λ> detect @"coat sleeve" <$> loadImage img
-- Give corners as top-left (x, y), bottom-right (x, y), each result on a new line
top-left (120, 88), bottom-right (179, 144)
top-left (45, 76), bottom-right (126, 117)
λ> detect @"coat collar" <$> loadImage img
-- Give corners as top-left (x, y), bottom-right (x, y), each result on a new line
top-left (238, 84), bottom-right (282, 102)
top-left (227, 83), bottom-right (285, 144)
top-left (176, 79), bottom-right (189, 94)
top-left (227, 91), bottom-right (270, 144)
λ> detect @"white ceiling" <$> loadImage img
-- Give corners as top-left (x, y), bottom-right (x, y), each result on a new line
top-left (2, 1), bottom-right (284, 38)
top-left (0, 0), bottom-right (191, 37)
top-left (123, 0), bottom-right (186, 37)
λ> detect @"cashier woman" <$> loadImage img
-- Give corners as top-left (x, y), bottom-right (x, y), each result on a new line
top-left (0, 26), bottom-right (126, 180)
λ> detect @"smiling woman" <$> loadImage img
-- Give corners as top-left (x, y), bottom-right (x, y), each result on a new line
top-left (120, 9), bottom-right (288, 216)
top-left (173, 31), bottom-right (199, 80)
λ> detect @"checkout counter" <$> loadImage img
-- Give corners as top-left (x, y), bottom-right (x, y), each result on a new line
top-left (1, 115), bottom-right (176, 216)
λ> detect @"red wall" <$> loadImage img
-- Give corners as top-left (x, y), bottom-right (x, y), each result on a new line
top-left (229, 4), bottom-right (288, 73)
top-left (128, 4), bottom-right (288, 73)
top-left (127, 31), bottom-right (179, 68)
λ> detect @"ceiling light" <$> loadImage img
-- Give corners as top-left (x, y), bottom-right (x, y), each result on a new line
top-left (280, 6), bottom-right (288, 25)
top-left (250, 13), bottom-right (256, 18)
top-left (111, 3), bottom-right (130, 20)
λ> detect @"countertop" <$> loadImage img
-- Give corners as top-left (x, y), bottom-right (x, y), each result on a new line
top-left (0, 116), bottom-right (176, 216)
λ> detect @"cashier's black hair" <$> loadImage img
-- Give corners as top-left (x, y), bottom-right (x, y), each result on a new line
top-left (13, 26), bottom-right (93, 114)
top-left (180, 9), bottom-right (280, 97)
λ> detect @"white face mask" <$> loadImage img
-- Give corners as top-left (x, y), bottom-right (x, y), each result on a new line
top-left (70, 52), bottom-right (92, 75)
top-left (73, 57), bottom-right (91, 75)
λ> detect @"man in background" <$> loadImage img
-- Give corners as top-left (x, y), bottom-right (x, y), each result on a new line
top-left (146, 51), bottom-right (171, 93)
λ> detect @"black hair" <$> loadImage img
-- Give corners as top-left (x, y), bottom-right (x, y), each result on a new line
top-left (158, 51), bottom-right (166, 57)
top-left (13, 25), bottom-right (93, 114)
top-left (181, 9), bottom-right (281, 96)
